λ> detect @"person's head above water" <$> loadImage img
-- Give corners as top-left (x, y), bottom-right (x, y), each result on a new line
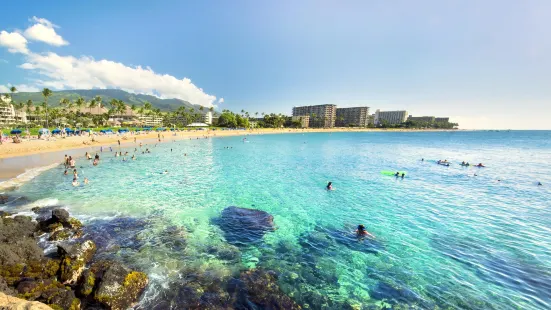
top-left (358, 224), bottom-right (365, 231)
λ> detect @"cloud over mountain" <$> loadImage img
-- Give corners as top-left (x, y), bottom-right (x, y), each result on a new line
top-left (0, 17), bottom-right (219, 107)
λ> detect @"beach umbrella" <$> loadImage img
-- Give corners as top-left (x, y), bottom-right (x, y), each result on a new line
top-left (52, 129), bottom-right (61, 134)
top-left (10, 129), bottom-right (22, 134)
top-left (38, 128), bottom-right (50, 134)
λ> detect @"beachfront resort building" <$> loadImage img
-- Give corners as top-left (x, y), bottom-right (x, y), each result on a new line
top-left (374, 110), bottom-right (409, 126)
top-left (0, 95), bottom-right (27, 125)
top-left (292, 104), bottom-right (336, 128)
top-left (203, 111), bottom-right (213, 125)
top-left (435, 117), bottom-right (450, 123)
top-left (291, 115), bottom-right (310, 128)
top-left (336, 107), bottom-right (370, 127)
top-left (408, 116), bottom-right (435, 123)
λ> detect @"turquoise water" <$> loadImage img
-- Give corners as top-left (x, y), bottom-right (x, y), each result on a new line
top-left (7, 131), bottom-right (551, 309)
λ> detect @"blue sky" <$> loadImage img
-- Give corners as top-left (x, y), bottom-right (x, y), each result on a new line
top-left (1, 0), bottom-right (550, 129)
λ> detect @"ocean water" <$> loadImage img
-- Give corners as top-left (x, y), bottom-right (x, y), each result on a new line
top-left (4, 131), bottom-right (551, 309)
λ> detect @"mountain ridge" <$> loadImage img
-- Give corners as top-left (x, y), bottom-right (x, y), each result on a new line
top-left (9, 89), bottom-right (207, 112)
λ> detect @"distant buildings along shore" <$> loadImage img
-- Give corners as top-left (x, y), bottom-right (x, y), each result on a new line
top-left (292, 104), bottom-right (455, 128)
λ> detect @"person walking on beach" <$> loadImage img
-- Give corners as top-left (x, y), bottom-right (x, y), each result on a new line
top-left (118, 140), bottom-right (121, 146)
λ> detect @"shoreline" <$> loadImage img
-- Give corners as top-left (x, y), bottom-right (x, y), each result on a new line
top-left (0, 128), bottom-right (456, 182)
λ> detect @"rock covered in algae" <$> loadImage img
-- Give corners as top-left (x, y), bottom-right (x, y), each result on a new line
top-left (230, 269), bottom-right (301, 309)
top-left (93, 262), bottom-right (148, 310)
top-left (58, 240), bottom-right (96, 285)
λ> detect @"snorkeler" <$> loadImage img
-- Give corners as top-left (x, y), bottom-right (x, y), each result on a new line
top-left (356, 225), bottom-right (375, 239)
top-left (326, 182), bottom-right (333, 190)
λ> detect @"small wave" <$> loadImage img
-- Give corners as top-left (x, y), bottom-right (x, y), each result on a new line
top-left (0, 163), bottom-right (59, 191)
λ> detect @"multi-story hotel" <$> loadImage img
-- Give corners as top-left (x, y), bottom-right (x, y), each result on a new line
top-left (0, 95), bottom-right (27, 125)
top-left (407, 116), bottom-right (435, 123)
top-left (292, 104), bottom-right (336, 128)
top-left (374, 110), bottom-right (409, 126)
top-left (336, 107), bottom-right (370, 127)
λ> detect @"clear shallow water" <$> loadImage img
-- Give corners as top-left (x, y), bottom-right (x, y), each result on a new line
top-left (5, 131), bottom-right (551, 309)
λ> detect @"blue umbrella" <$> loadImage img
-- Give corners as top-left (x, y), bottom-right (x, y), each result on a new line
top-left (52, 129), bottom-right (61, 134)
top-left (10, 129), bottom-right (22, 134)
top-left (38, 128), bottom-right (50, 134)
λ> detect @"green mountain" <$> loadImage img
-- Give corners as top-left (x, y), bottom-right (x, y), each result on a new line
top-left (9, 89), bottom-right (206, 112)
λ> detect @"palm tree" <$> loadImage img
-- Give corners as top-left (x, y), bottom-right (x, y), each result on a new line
top-left (199, 106), bottom-right (204, 111)
top-left (9, 86), bottom-right (17, 101)
top-left (94, 96), bottom-right (102, 114)
top-left (75, 97), bottom-right (85, 112)
top-left (88, 99), bottom-right (97, 114)
top-left (41, 88), bottom-right (52, 128)
top-left (209, 107), bottom-right (214, 112)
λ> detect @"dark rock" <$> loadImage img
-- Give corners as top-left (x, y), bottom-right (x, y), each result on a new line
top-left (16, 279), bottom-right (38, 294)
top-left (94, 262), bottom-right (148, 310)
top-left (213, 206), bottom-right (276, 246)
top-left (52, 209), bottom-right (70, 223)
top-left (0, 195), bottom-right (7, 204)
top-left (42, 286), bottom-right (81, 310)
top-left (230, 269), bottom-right (301, 309)
top-left (0, 215), bottom-right (42, 266)
top-left (58, 240), bottom-right (96, 285)
top-left (31, 207), bottom-right (41, 214)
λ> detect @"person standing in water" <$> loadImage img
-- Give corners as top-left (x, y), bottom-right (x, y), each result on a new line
top-left (326, 182), bottom-right (333, 190)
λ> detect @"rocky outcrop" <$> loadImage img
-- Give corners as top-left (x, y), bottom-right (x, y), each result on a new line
top-left (93, 263), bottom-right (148, 310)
top-left (0, 291), bottom-right (52, 310)
top-left (58, 241), bottom-right (96, 285)
top-left (214, 206), bottom-right (276, 245)
top-left (0, 206), bottom-right (148, 310)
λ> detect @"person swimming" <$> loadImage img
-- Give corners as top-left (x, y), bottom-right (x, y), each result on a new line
top-left (395, 172), bottom-right (400, 177)
top-left (421, 158), bottom-right (424, 161)
top-left (356, 225), bottom-right (375, 238)
top-left (84, 178), bottom-right (89, 185)
top-left (326, 182), bottom-right (333, 190)
top-left (73, 169), bottom-right (78, 179)
top-left (538, 182), bottom-right (543, 186)
top-left (64, 169), bottom-right (68, 175)
top-left (132, 155), bottom-right (136, 160)
top-left (401, 173), bottom-right (405, 179)
top-left (72, 177), bottom-right (79, 187)
top-left (476, 163), bottom-right (485, 167)
top-left (162, 170), bottom-right (168, 174)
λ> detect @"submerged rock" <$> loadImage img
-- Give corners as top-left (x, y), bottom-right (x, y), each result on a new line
top-left (230, 269), bottom-right (301, 309)
top-left (83, 217), bottom-right (149, 254)
top-left (58, 240), bottom-right (96, 285)
top-left (213, 206), bottom-right (276, 245)
top-left (94, 262), bottom-right (148, 310)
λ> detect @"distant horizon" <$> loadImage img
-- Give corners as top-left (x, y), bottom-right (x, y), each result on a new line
top-left (1, 1), bottom-right (551, 130)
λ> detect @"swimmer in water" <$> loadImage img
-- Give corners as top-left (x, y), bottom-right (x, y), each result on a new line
top-left (162, 170), bottom-right (168, 174)
top-left (401, 173), bottom-right (405, 179)
top-left (132, 155), bottom-right (136, 160)
top-left (72, 177), bottom-right (79, 187)
top-left (326, 182), bottom-right (333, 190)
top-left (64, 169), bottom-right (68, 175)
top-left (421, 158), bottom-right (424, 161)
top-left (538, 182), bottom-right (543, 186)
top-left (73, 169), bottom-right (78, 179)
top-left (356, 225), bottom-right (375, 239)
top-left (84, 178), bottom-right (89, 185)
top-left (395, 172), bottom-right (400, 177)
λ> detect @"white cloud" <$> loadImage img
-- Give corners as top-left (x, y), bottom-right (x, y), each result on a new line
top-left (0, 31), bottom-right (29, 54)
top-left (0, 17), bottom-right (219, 107)
top-left (23, 17), bottom-right (68, 46)
top-left (30, 16), bottom-right (57, 29)
top-left (20, 52), bottom-right (218, 107)
top-left (0, 84), bottom-right (41, 93)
